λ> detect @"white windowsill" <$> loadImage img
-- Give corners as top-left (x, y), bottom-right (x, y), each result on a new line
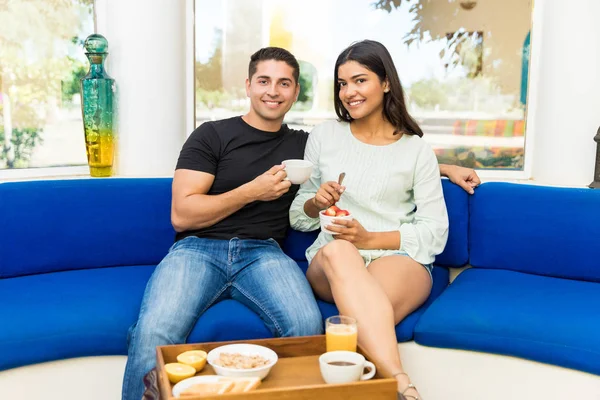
top-left (2, 167), bottom-right (593, 190)
top-left (0, 166), bottom-right (91, 182)
top-left (0, 165), bottom-right (535, 186)
top-left (0, 166), bottom-right (177, 182)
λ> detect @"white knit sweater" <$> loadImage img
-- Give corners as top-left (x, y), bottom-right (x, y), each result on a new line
top-left (289, 120), bottom-right (449, 265)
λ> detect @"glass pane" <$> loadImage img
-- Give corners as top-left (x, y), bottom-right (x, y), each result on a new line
top-left (195, 0), bottom-right (532, 170)
top-left (0, 0), bottom-right (94, 170)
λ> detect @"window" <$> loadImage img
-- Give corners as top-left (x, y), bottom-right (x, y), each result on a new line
top-left (0, 0), bottom-right (94, 172)
top-left (194, 0), bottom-right (534, 171)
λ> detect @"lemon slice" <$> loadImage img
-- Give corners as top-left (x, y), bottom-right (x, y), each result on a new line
top-left (177, 350), bottom-right (208, 372)
top-left (165, 362), bottom-right (196, 383)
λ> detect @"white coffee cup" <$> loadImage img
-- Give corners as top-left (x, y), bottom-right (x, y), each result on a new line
top-left (319, 351), bottom-right (376, 384)
top-left (282, 159), bottom-right (313, 185)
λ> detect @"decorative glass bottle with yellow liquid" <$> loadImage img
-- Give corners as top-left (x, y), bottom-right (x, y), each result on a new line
top-left (81, 34), bottom-right (115, 177)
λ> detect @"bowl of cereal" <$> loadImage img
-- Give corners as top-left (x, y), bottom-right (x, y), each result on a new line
top-left (207, 343), bottom-right (278, 380)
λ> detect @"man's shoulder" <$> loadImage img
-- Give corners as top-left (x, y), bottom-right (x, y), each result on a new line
top-left (189, 116), bottom-right (243, 142)
top-left (200, 116), bottom-right (241, 132)
top-left (283, 125), bottom-right (309, 145)
top-left (285, 125), bottom-right (309, 135)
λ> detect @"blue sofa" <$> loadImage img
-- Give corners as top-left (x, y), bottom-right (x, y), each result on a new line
top-left (0, 178), bottom-right (467, 371)
top-left (2, 179), bottom-right (597, 377)
top-left (415, 183), bottom-right (600, 376)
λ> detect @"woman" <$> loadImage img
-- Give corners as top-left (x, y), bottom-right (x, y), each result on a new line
top-left (290, 40), bottom-right (449, 400)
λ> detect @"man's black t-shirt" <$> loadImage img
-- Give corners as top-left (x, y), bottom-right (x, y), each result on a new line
top-left (175, 116), bottom-right (309, 243)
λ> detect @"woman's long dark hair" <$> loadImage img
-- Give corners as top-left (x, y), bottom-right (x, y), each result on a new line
top-left (333, 40), bottom-right (423, 137)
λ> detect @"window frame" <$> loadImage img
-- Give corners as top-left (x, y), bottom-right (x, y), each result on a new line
top-left (189, 0), bottom-right (543, 181)
top-left (1, 0), bottom-right (542, 181)
top-left (477, 0), bottom-right (542, 180)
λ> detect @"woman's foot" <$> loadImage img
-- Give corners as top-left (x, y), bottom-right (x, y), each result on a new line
top-left (395, 372), bottom-right (422, 400)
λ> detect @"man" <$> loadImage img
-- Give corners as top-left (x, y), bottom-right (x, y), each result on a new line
top-left (121, 47), bottom-right (480, 400)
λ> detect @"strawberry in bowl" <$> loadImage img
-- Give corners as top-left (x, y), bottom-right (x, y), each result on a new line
top-left (319, 206), bottom-right (353, 234)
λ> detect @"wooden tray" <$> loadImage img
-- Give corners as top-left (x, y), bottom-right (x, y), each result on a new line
top-left (156, 335), bottom-right (397, 400)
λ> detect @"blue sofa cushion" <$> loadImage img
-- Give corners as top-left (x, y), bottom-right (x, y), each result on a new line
top-left (188, 300), bottom-right (273, 343)
top-left (435, 180), bottom-right (469, 268)
top-left (188, 265), bottom-right (449, 345)
top-left (282, 229), bottom-right (319, 261)
top-left (295, 260), bottom-right (309, 275)
top-left (414, 268), bottom-right (600, 375)
top-left (0, 179), bottom-right (175, 278)
top-left (0, 266), bottom-right (276, 371)
top-left (319, 266), bottom-right (449, 342)
top-left (0, 257), bottom-right (447, 371)
top-left (0, 265), bottom-right (155, 371)
top-left (469, 182), bottom-right (600, 282)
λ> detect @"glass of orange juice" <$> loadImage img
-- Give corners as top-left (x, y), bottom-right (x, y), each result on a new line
top-left (326, 315), bottom-right (357, 352)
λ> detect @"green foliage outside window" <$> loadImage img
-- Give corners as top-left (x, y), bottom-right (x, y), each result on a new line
top-left (0, 127), bottom-right (44, 168)
top-left (0, 0), bottom-right (93, 168)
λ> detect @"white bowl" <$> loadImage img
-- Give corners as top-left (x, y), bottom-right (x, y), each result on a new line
top-left (319, 210), bottom-right (353, 235)
top-left (207, 343), bottom-right (278, 380)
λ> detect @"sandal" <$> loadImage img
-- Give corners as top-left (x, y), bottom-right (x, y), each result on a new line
top-left (400, 383), bottom-right (420, 400)
top-left (394, 372), bottom-right (421, 400)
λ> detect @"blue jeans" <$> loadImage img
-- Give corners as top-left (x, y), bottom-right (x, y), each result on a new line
top-left (121, 236), bottom-right (323, 400)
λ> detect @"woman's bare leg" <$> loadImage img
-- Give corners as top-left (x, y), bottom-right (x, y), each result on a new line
top-left (306, 240), bottom-right (431, 398)
top-left (367, 254), bottom-right (431, 398)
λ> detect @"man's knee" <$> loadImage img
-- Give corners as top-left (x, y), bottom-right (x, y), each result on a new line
top-left (126, 323), bottom-right (137, 347)
top-left (128, 312), bottom-right (185, 352)
top-left (128, 323), bottom-right (162, 352)
top-left (297, 304), bottom-right (324, 336)
top-left (280, 297), bottom-right (323, 337)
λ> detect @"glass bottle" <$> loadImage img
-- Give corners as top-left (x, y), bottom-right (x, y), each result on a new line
top-left (80, 34), bottom-right (115, 177)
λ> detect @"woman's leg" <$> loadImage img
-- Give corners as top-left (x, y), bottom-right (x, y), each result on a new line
top-left (306, 240), bottom-right (430, 398)
top-left (367, 254), bottom-right (431, 398)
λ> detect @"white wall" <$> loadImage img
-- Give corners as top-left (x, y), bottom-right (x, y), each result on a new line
top-left (530, 0), bottom-right (600, 187)
top-left (97, 0), bottom-right (188, 176)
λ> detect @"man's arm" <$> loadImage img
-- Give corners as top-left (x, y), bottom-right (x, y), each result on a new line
top-left (171, 165), bottom-right (291, 232)
top-left (171, 169), bottom-right (251, 232)
top-left (439, 164), bottom-right (481, 195)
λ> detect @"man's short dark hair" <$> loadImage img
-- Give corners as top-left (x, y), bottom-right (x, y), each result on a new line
top-left (248, 47), bottom-right (300, 84)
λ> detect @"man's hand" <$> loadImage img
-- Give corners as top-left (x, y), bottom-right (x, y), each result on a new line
top-left (313, 181), bottom-right (345, 210)
top-left (245, 164), bottom-right (292, 201)
top-left (327, 219), bottom-right (372, 249)
top-left (441, 164), bottom-right (481, 195)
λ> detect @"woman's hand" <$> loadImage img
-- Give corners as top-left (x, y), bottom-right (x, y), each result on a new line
top-left (312, 181), bottom-right (345, 210)
top-left (327, 218), bottom-right (372, 249)
top-left (440, 164), bottom-right (481, 195)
